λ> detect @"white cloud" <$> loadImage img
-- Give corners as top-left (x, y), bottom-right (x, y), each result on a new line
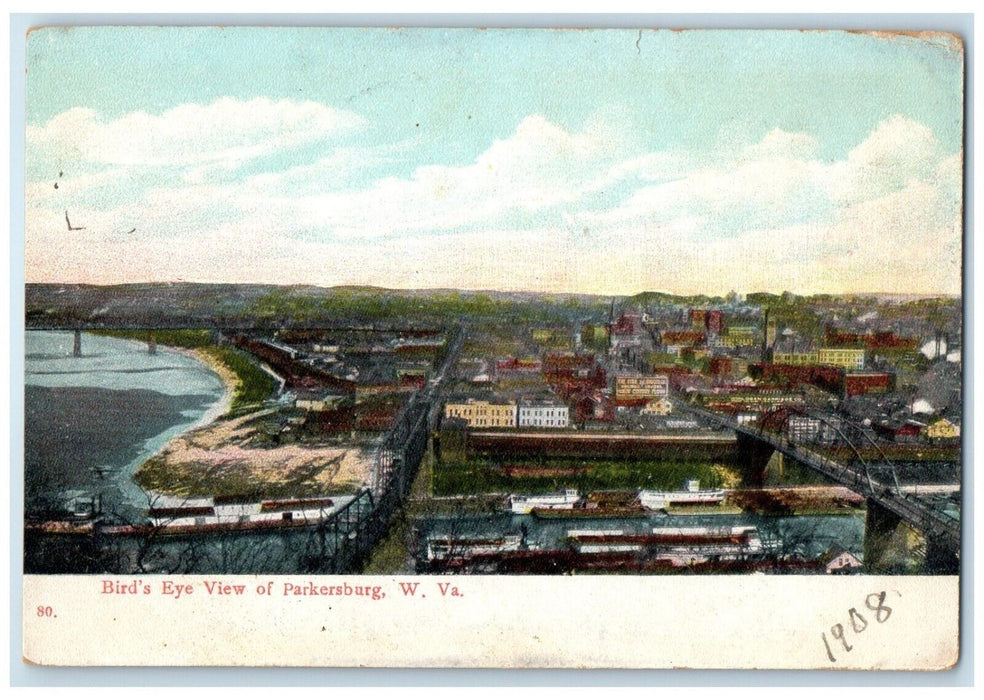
top-left (243, 147), bottom-right (393, 195)
top-left (741, 128), bottom-right (820, 162)
top-left (828, 115), bottom-right (944, 204)
top-left (270, 114), bottom-right (626, 240)
top-left (24, 108), bottom-right (963, 296)
top-left (576, 138), bottom-right (830, 231)
top-left (566, 115), bottom-right (961, 293)
top-left (27, 97), bottom-right (364, 168)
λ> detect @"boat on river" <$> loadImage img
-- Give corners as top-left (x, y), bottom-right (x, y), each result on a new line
top-left (427, 534), bottom-right (524, 561)
top-left (98, 495), bottom-right (338, 537)
top-left (566, 525), bottom-right (763, 563)
top-left (537, 490), bottom-right (651, 518)
top-left (638, 479), bottom-right (726, 510)
top-left (566, 529), bottom-right (643, 553)
top-left (509, 489), bottom-right (581, 514)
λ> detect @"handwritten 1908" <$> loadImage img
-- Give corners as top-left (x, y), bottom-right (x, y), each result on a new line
top-left (821, 591), bottom-right (896, 663)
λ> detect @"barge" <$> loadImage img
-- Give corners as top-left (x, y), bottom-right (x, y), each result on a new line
top-left (427, 534), bottom-right (524, 562)
top-left (532, 505), bottom-right (649, 519)
top-left (638, 480), bottom-right (726, 510)
top-left (509, 489), bottom-right (581, 514)
top-left (97, 496), bottom-right (338, 537)
top-left (566, 525), bottom-right (764, 563)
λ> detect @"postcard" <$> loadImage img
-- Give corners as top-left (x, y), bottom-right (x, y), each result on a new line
top-left (19, 25), bottom-right (963, 670)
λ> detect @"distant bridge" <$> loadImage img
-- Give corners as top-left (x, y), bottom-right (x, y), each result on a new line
top-left (679, 401), bottom-right (961, 573)
top-left (29, 324), bottom-right (444, 358)
top-left (26, 320), bottom-right (444, 334)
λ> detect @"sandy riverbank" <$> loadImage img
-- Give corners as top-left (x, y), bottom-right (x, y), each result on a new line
top-left (136, 343), bottom-right (372, 499)
top-left (135, 409), bottom-right (373, 499)
top-left (165, 346), bottom-right (238, 425)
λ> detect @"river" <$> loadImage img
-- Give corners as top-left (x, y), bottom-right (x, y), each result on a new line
top-left (416, 511), bottom-right (864, 566)
top-left (24, 332), bottom-right (366, 575)
top-left (23, 331), bottom-right (868, 575)
top-left (24, 331), bottom-right (226, 523)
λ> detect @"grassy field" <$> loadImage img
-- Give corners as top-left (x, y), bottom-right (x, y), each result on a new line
top-left (432, 456), bottom-right (742, 496)
top-left (199, 346), bottom-right (276, 414)
top-left (93, 328), bottom-right (213, 348)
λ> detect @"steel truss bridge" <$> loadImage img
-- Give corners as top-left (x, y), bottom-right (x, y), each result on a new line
top-left (681, 401), bottom-right (961, 557)
top-left (308, 325), bottom-right (464, 573)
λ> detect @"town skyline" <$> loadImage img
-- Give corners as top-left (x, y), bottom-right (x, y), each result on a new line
top-left (25, 28), bottom-right (964, 296)
top-left (23, 280), bottom-right (961, 301)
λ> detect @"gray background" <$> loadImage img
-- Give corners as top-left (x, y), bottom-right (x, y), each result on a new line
top-left (8, 11), bottom-right (974, 687)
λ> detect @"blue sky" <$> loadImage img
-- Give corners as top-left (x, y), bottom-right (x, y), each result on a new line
top-left (25, 27), bottom-right (964, 295)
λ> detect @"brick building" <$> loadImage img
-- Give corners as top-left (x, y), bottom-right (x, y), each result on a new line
top-left (843, 372), bottom-right (895, 397)
top-left (705, 310), bottom-right (724, 334)
top-left (689, 309), bottom-right (707, 330)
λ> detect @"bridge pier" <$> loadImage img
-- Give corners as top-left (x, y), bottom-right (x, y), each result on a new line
top-left (73, 329), bottom-right (82, 357)
top-left (864, 499), bottom-right (920, 573)
top-left (864, 499), bottom-right (959, 574)
top-left (925, 536), bottom-right (960, 575)
top-left (864, 499), bottom-right (902, 572)
top-left (735, 432), bottom-right (774, 487)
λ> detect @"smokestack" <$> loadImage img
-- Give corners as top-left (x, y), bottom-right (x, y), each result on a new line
top-left (762, 308), bottom-right (769, 362)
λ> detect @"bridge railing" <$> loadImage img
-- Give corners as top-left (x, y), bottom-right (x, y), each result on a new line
top-left (323, 325), bottom-right (464, 573)
top-left (309, 399), bottom-right (431, 573)
top-left (677, 399), bottom-right (960, 552)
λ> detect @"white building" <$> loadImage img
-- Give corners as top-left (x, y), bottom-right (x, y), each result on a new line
top-left (640, 398), bottom-right (673, 416)
top-left (818, 347), bottom-right (866, 370)
top-left (787, 415), bottom-right (841, 444)
top-left (666, 419), bottom-right (700, 430)
top-left (517, 402), bottom-right (570, 428)
top-left (295, 393), bottom-right (346, 412)
top-left (819, 547), bottom-right (863, 574)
